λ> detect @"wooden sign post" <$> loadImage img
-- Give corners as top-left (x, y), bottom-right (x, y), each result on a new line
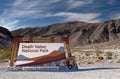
top-left (9, 36), bottom-right (78, 70)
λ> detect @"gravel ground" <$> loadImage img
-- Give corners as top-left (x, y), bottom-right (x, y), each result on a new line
top-left (0, 63), bottom-right (120, 79)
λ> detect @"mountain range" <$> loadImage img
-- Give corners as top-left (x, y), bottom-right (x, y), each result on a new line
top-left (0, 26), bottom-right (13, 48)
top-left (0, 19), bottom-right (120, 48)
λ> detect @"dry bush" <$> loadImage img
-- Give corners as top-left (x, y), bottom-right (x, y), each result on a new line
top-left (77, 62), bottom-right (81, 65)
top-left (86, 61), bottom-right (93, 64)
top-left (85, 52), bottom-right (91, 56)
top-left (95, 58), bottom-right (101, 64)
top-left (0, 48), bottom-right (11, 62)
top-left (116, 59), bottom-right (120, 63)
top-left (98, 56), bottom-right (104, 60)
top-left (114, 54), bottom-right (120, 58)
top-left (95, 51), bottom-right (101, 57)
top-left (82, 59), bottom-right (93, 65)
top-left (104, 52), bottom-right (113, 59)
top-left (94, 53), bottom-right (104, 62)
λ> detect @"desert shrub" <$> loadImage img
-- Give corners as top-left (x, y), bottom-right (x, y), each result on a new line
top-left (86, 61), bottom-right (93, 64)
top-left (96, 52), bottom-right (100, 56)
top-left (83, 59), bottom-right (93, 65)
top-left (95, 59), bottom-right (101, 64)
top-left (116, 59), bottom-right (120, 63)
top-left (85, 52), bottom-right (90, 56)
top-left (0, 48), bottom-right (11, 62)
top-left (98, 56), bottom-right (104, 60)
top-left (77, 62), bottom-right (80, 65)
top-left (104, 52), bottom-right (113, 59)
top-left (106, 52), bottom-right (113, 56)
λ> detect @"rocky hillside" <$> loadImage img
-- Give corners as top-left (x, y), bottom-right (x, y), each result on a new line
top-left (0, 27), bottom-right (13, 48)
top-left (11, 19), bottom-right (120, 47)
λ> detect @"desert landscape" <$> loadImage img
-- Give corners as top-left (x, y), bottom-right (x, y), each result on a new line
top-left (0, 19), bottom-right (120, 79)
top-left (1, 45), bottom-right (120, 79)
top-left (1, 64), bottom-right (120, 79)
top-left (0, 57), bottom-right (120, 79)
top-left (0, 0), bottom-right (120, 78)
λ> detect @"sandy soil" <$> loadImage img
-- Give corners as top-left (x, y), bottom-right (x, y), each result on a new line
top-left (0, 63), bottom-right (120, 79)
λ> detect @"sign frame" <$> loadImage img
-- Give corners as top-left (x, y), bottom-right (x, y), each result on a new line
top-left (9, 36), bottom-right (78, 70)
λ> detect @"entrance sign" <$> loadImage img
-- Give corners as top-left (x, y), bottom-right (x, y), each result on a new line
top-left (16, 43), bottom-right (66, 66)
top-left (9, 37), bottom-right (78, 70)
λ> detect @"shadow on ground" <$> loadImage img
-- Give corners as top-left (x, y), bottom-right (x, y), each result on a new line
top-left (9, 67), bottom-right (120, 72)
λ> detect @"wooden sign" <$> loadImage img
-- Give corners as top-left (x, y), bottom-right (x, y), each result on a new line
top-left (9, 37), bottom-right (78, 70)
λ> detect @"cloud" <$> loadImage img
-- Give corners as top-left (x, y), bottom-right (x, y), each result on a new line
top-left (66, 0), bottom-right (93, 9)
top-left (0, 0), bottom-right (112, 30)
top-left (110, 13), bottom-right (120, 19)
top-left (0, 18), bottom-right (19, 30)
top-left (1, 0), bottom-right (94, 20)
top-left (0, 20), bottom-right (19, 30)
top-left (0, 0), bottom-right (61, 30)
top-left (51, 12), bottom-right (101, 22)
top-left (4, 0), bottom-right (61, 19)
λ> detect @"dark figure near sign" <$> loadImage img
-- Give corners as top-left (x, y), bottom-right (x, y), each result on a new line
top-left (66, 57), bottom-right (75, 69)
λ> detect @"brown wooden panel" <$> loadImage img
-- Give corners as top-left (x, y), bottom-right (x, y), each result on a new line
top-left (9, 36), bottom-right (72, 67)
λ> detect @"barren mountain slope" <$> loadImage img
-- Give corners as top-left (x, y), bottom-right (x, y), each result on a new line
top-left (11, 19), bottom-right (120, 47)
top-left (0, 26), bottom-right (12, 48)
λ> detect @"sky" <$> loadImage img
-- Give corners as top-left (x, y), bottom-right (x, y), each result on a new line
top-left (0, 0), bottom-right (120, 30)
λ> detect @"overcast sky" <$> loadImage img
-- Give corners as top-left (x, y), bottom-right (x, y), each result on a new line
top-left (0, 0), bottom-right (120, 30)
